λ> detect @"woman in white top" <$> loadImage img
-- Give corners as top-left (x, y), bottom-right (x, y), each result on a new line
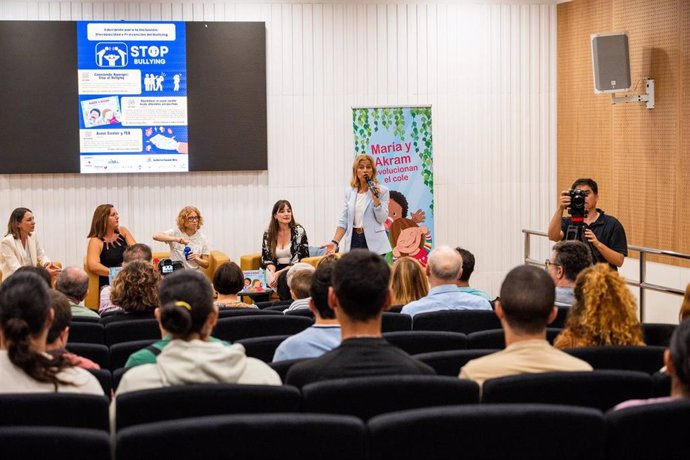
top-left (153, 206), bottom-right (210, 271)
top-left (0, 271), bottom-right (103, 394)
top-left (0, 207), bottom-right (61, 281)
top-left (326, 154), bottom-right (391, 256)
top-left (261, 200), bottom-right (309, 300)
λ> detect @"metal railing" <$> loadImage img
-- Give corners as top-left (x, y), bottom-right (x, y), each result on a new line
top-left (523, 229), bottom-right (690, 322)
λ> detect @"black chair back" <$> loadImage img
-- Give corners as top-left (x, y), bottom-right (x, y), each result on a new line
top-left (65, 343), bottom-right (110, 369)
top-left (115, 384), bottom-right (301, 430)
top-left (104, 319), bottom-right (161, 346)
top-left (652, 371), bottom-right (671, 396)
top-left (87, 368), bottom-right (113, 397)
top-left (117, 413), bottom-right (366, 460)
top-left (412, 310), bottom-right (500, 334)
top-left (269, 358), bottom-right (310, 381)
top-left (284, 308), bottom-right (315, 318)
top-left (368, 404), bottom-right (605, 460)
top-left (468, 328), bottom-right (562, 349)
top-left (605, 399), bottom-right (690, 460)
top-left (218, 308), bottom-right (283, 318)
top-left (383, 331), bottom-right (467, 355)
top-left (550, 306), bottom-right (570, 328)
top-left (237, 335), bottom-right (291, 362)
top-left (381, 312), bottom-right (412, 332)
top-left (302, 375), bottom-right (479, 420)
top-left (113, 367), bottom-right (129, 392)
top-left (482, 370), bottom-right (653, 411)
top-left (110, 339), bottom-right (157, 370)
top-left (413, 349), bottom-right (498, 376)
top-left (255, 299), bottom-right (292, 309)
top-left (563, 346), bottom-right (665, 374)
top-left (0, 427), bottom-right (110, 460)
top-left (213, 316), bottom-right (313, 342)
top-left (642, 323), bottom-right (677, 347)
top-left (67, 322), bottom-right (105, 345)
top-left (71, 315), bottom-right (101, 323)
top-left (0, 393), bottom-right (108, 430)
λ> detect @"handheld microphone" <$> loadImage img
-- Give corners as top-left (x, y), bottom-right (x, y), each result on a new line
top-left (364, 174), bottom-right (379, 198)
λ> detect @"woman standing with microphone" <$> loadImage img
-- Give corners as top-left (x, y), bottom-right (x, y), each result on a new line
top-left (326, 154), bottom-right (391, 256)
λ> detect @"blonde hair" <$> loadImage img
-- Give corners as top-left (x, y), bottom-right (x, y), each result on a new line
top-left (556, 263), bottom-right (644, 348)
top-left (176, 206), bottom-right (204, 231)
top-left (680, 283), bottom-right (690, 322)
top-left (349, 154), bottom-right (378, 189)
top-left (390, 256), bottom-right (429, 305)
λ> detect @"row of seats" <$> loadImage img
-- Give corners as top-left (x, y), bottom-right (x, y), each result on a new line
top-left (0, 371), bottom-right (674, 432)
top-left (70, 311), bottom-right (677, 346)
top-left (5, 401), bottom-right (685, 460)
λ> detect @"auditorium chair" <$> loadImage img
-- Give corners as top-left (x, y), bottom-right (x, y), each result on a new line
top-left (269, 358), bottom-right (310, 381)
top-left (481, 370), bottom-right (653, 411)
top-left (217, 307), bottom-right (283, 318)
top-left (642, 322), bottom-right (677, 347)
top-left (563, 345), bottom-right (665, 374)
top-left (382, 331), bottom-right (468, 355)
top-left (605, 399), bottom-right (690, 460)
top-left (104, 319), bottom-right (161, 346)
top-left (83, 249), bottom-right (229, 309)
top-left (0, 427), bottom-right (110, 460)
top-left (66, 343), bottom-right (110, 369)
top-left (117, 413), bottom-right (366, 460)
top-left (368, 404), bottom-right (605, 460)
top-left (381, 312), bottom-right (412, 332)
top-left (236, 334), bottom-right (291, 362)
top-left (412, 310), bottom-right (501, 334)
top-left (109, 339), bottom-right (157, 370)
top-left (87, 368), bottom-right (114, 397)
top-left (301, 375), bottom-right (479, 420)
top-left (413, 349), bottom-right (498, 376)
top-left (213, 315), bottom-right (312, 342)
top-left (68, 322), bottom-right (105, 345)
top-left (0, 393), bottom-right (109, 430)
top-left (115, 384), bottom-right (301, 430)
top-left (652, 371), bottom-right (671, 396)
top-left (467, 328), bottom-right (562, 349)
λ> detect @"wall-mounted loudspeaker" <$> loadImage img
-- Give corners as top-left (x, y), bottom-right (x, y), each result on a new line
top-left (591, 32), bottom-right (631, 93)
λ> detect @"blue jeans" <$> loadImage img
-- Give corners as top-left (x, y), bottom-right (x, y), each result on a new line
top-left (350, 231), bottom-right (368, 250)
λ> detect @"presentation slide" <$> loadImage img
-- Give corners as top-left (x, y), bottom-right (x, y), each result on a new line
top-left (77, 21), bottom-right (188, 173)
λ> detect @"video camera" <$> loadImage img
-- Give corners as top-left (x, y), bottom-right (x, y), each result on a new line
top-left (567, 189), bottom-right (589, 219)
top-left (158, 258), bottom-right (184, 276)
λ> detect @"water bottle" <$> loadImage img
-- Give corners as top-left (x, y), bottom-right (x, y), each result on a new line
top-left (184, 246), bottom-right (191, 260)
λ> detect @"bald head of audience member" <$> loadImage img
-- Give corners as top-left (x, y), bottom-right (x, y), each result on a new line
top-left (56, 267), bottom-right (90, 304)
top-left (123, 243), bottom-right (153, 264)
top-left (497, 265), bottom-right (557, 340)
top-left (426, 245), bottom-right (464, 288)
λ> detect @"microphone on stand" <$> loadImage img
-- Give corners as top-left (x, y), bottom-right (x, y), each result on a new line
top-left (364, 174), bottom-right (379, 198)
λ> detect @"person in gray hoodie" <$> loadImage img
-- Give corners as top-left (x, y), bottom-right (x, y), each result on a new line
top-left (115, 270), bottom-right (281, 396)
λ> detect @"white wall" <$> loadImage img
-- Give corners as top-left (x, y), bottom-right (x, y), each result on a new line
top-left (0, 0), bottom-right (558, 302)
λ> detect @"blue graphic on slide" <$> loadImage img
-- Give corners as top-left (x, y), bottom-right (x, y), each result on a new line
top-left (77, 21), bottom-right (188, 174)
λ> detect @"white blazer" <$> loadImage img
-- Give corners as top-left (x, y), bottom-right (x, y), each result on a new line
top-left (337, 184), bottom-right (392, 255)
top-left (0, 233), bottom-right (50, 280)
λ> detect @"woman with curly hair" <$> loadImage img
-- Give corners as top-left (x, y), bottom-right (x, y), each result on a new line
top-left (390, 256), bottom-right (429, 307)
top-left (153, 206), bottom-right (210, 271)
top-left (101, 260), bottom-right (161, 323)
top-left (554, 263), bottom-right (644, 349)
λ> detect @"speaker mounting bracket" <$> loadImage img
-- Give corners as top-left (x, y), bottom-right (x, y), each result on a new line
top-left (610, 79), bottom-right (654, 109)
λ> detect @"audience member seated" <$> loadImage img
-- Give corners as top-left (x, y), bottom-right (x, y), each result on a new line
top-left (99, 243), bottom-right (152, 315)
top-left (680, 283), bottom-right (690, 322)
top-left (273, 258), bottom-right (341, 362)
top-left (554, 263), bottom-right (645, 349)
top-left (401, 246), bottom-right (492, 318)
top-left (547, 241), bottom-right (592, 307)
top-left (459, 265), bottom-right (591, 387)
top-left (455, 247), bottom-right (491, 300)
top-left (86, 204), bottom-right (136, 292)
top-left (286, 250), bottom-right (435, 387)
top-left (56, 267), bottom-right (99, 318)
top-left (45, 290), bottom-right (100, 369)
top-left (0, 272), bottom-right (103, 394)
top-left (261, 200), bottom-right (310, 300)
top-left (14, 265), bottom-right (52, 286)
top-left (283, 263), bottom-right (315, 313)
top-left (0, 207), bottom-right (61, 282)
top-left (390, 256), bottom-right (429, 306)
top-left (213, 262), bottom-right (256, 309)
top-left (100, 261), bottom-right (160, 324)
top-left (153, 206), bottom-right (210, 272)
top-left (117, 270), bottom-right (280, 394)
top-left (616, 318), bottom-right (690, 410)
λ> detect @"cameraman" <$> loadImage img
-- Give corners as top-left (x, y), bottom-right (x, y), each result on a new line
top-left (547, 178), bottom-right (627, 269)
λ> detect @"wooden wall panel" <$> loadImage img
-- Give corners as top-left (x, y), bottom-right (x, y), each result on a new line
top-left (558, 0), bottom-right (690, 263)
